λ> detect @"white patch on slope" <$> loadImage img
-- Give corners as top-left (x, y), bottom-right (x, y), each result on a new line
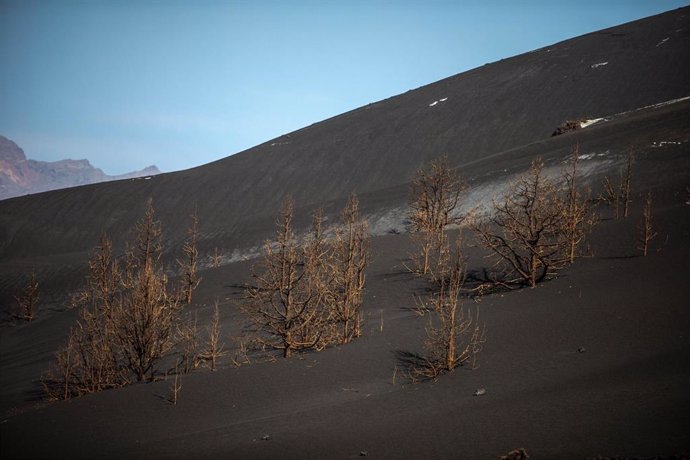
top-left (651, 141), bottom-right (683, 148)
top-left (656, 37), bottom-right (670, 47)
top-left (428, 98), bottom-right (448, 107)
top-left (613, 95), bottom-right (690, 118)
top-left (577, 150), bottom-right (610, 161)
top-left (580, 118), bottom-right (604, 128)
top-left (590, 62), bottom-right (608, 68)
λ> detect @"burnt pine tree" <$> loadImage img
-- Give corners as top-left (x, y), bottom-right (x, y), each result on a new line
top-left (44, 200), bottom-right (194, 399)
top-left (14, 272), bottom-right (39, 322)
top-left (562, 146), bottom-right (597, 263)
top-left (472, 159), bottom-right (568, 288)
top-left (243, 197), bottom-right (326, 358)
top-left (178, 211), bottom-right (201, 304)
top-left (112, 199), bottom-right (182, 382)
top-left (328, 194), bottom-right (369, 344)
top-left (412, 239), bottom-right (485, 380)
top-left (409, 155), bottom-right (465, 278)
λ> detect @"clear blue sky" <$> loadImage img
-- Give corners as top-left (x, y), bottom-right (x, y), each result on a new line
top-left (1, 0), bottom-right (687, 175)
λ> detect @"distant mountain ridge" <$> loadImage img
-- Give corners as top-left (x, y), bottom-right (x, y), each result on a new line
top-left (0, 136), bottom-right (160, 200)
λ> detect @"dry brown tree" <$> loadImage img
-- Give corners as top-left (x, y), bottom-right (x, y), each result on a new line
top-left (301, 207), bottom-right (334, 349)
top-left (622, 149), bottom-right (634, 217)
top-left (600, 148), bottom-right (634, 219)
top-left (408, 155), bottom-right (465, 278)
top-left (169, 365), bottom-right (182, 405)
top-left (14, 272), bottom-right (39, 322)
top-left (472, 158), bottom-right (568, 288)
top-left (178, 211), bottom-right (201, 304)
top-left (44, 200), bottom-right (195, 399)
top-left (44, 235), bottom-right (125, 399)
top-left (176, 312), bottom-right (201, 374)
top-left (411, 240), bottom-right (486, 380)
top-left (562, 147), bottom-right (597, 263)
top-left (112, 199), bottom-right (182, 382)
top-left (201, 300), bottom-right (226, 371)
top-left (210, 247), bottom-right (223, 268)
top-left (243, 197), bottom-right (327, 358)
top-left (638, 192), bottom-right (658, 256)
top-left (327, 194), bottom-right (369, 344)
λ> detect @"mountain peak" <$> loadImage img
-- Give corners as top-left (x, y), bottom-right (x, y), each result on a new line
top-left (0, 137), bottom-right (162, 200)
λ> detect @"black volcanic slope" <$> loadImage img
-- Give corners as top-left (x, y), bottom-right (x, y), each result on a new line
top-left (1, 8), bottom-right (690, 460)
top-left (1, 7), bottom-right (689, 265)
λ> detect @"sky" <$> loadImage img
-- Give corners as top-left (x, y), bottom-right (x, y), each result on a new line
top-left (1, 0), bottom-right (688, 175)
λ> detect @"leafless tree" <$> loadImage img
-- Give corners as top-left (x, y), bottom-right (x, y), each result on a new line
top-left (43, 332), bottom-right (75, 401)
top-left (169, 364), bottom-right (182, 405)
top-left (210, 247), bottom-right (223, 268)
top-left (44, 200), bottom-right (193, 398)
top-left (14, 272), bottom-right (39, 322)
top-left (472, 158), bottom-right (568, 288)
top-left (621, 149), bottom-right (634, 217)
top-left (562, 147), bottom-right (597, 263)
top-left (202, 300), bottom-right (226, 371)
top-left (638, 192), bottom-right (657, 256)
top-left (601, 175), bottom-right (621, 219)
top-left (242, 197), bottom-right (326, 358)
top-left (112, 200), bottom-right (182, 382)
top-left (408, 155), bottom-right (465, 277)
top-left (43, 235), bottom-right (125, 399)
top-left (412, 240), bottom-right (486, 380)
top-left (327, 194), bottom-right (369, 344)
top-left (176, 312), bottom-right (201, 374)
top-left (178, 211), bottom-right (201, 304)
top-left (600, 149), bottom-right (634, 219)
top-left (300, 207), bottom-right (336, 349)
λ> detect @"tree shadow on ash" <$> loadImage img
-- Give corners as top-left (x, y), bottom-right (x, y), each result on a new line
top-left (392, 350), bottom-right (435, 383)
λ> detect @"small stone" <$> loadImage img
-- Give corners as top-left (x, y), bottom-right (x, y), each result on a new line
top-left (360, 451), bottom-right (368, 457)
top-left (577, 347), bottom-right (586, 353)
top-left (473, 388), bottom-right (486, 396)
top-left (261, 434), bottom-right (271, 441)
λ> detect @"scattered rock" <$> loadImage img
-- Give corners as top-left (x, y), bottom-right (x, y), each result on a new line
top-left (498, 447), bottom-right (530, 460)
top-left (552, 120), bottom-right (582, 136)
top-left (261, 434), bottom-right (271, 441)
top-left (578, 347), bottom-right (587, 353)
top-left (360, 451), bottom-right (368, 456)
top-left (473, 388), bottom-right (486, 396)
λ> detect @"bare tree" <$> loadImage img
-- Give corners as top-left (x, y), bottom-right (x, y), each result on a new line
top-left (169, 364), bottom-right (182, 405)
top-left (562, 147), bottom-right (597, 263)
top-left (176, 312), bottom-right (201, 374)
top-left (472, 158), bottom-right (568, 288)
top-left (600, 149), bottom-right (634, 219)
top-left (43, 236), bottom-right (125, 399)
top-left (112, 200), bottom-right (181, 382)
top-left (412, 240), bottom-right (486, 380)
top-left (622, 149), bottom-right (634, 217)
top-left (242, 197), bottom-right (326, 358)
top-left (638, 192), bottom-right (657, 256)
top-left (601, 175), bottom-right (621, 219)
top-left (44, 200), bottom-right (189, 398)
top-left (43, 332), bottom-right (75, 401)
top-left (210, 247), bottom-right (223, 268)
top-left (14, 272), bottom-right (39, 322)
top-left (202, 300), bottom-right (226, 371)
top-left (301, 208), bottom-right (335, 349)
top-left (178, 211), bottom-right (201, 304)
top-left (408, 155), bottom-right (465, 277)
top-left (328, 194), bottom-right (369, 344)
